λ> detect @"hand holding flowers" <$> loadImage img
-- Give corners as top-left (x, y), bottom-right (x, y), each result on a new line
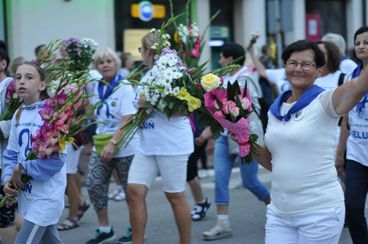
top-left (247, 33), bottom-right (260, 51)
top-left (0, 40), bottom-right (93, 207)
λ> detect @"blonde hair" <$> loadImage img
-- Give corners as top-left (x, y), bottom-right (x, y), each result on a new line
top-left (141, 31), bottom-right (160, 51)
top-left (93, 47), bottom-right (121, 70)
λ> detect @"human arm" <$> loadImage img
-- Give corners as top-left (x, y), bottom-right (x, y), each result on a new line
top-left (335, 116), bottom-right (349, 176)
top-left (100, 114), bottom-right (134, 163)
top-left (195, 127), bottom-right (212, 146)
top-left (248, 46), bottom-right (267, 78)
top-left (333, 65), bottom-right (368, 115)
top-left (19, 154), bottom-right (66, 182)
top-left (252, 144), bottom-right (272, 171)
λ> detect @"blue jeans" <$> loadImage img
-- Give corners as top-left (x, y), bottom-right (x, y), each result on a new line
top-left (214, 135), bottom-right (270, 205)
top-left (345, 159), bottom-right (368, 244)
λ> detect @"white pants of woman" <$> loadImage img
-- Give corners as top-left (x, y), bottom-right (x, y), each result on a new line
top-left (265, 203), bottom-right (345, 244)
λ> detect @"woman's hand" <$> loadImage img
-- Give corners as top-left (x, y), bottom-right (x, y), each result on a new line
top-left (138, 95), bottom-right (152, 109)
top-left (100, 142), bottom-right (115, 164)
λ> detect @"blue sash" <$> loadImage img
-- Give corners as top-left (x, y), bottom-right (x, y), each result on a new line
top-left (269, 85), bottom-right (325, 122)
top-left (351, 64), bottom-right (368, 113)
top-left (96, 75), bottom-right (122, 118)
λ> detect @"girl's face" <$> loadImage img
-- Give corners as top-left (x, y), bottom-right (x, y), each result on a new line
top-left (285, 49), bottom-right (318, 90)
top-left (96, 56), bottom-right (118, 81)
top-left (15, 64), bottom-right (46, 105)
top-left (354, 31), bottom-right (368, 61)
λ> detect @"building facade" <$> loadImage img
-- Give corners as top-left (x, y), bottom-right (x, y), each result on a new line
top-left (2, 0), bottom-right (367, 66)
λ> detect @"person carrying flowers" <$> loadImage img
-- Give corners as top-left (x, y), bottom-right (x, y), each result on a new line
top-left (2, 62), bottom-right (65, 243)
top-left (202, 42), bottom-right (270, 241)
top-left (0, 48), bottom-right (23, 244)
top-left (85, 47), bottom-right (138, 244)
top-left (126, 30), bottom-right (193, 244)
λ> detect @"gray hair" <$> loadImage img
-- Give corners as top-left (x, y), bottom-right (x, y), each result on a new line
top-left (93, 47), bottom-right (121, 70)
top-left (321, 33), bottom-right (346, 56)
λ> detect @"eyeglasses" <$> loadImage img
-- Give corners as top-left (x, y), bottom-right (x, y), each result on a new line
top-left (138, 47), bottom-right (142, 53)
top-left (286, 60), bottom-right (316, 70)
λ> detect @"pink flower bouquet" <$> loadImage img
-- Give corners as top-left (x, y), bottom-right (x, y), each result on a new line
top-left (203, 77), bottom-right (258, 163)
top-left (0, 80), bottom-right (23, 122)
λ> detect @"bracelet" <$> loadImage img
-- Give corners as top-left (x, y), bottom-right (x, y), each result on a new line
top-left (110, 139), bottom-right (118, 146)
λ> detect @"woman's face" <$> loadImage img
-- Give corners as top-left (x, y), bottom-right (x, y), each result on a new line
top-left (354, 31), bottom-right (368, 61)
top-left (96, 55), bottom-right (117, 81)
top-left (285, 49), bottom-right (318, 90)
top-left (140, 43), bottom-right (153, 67)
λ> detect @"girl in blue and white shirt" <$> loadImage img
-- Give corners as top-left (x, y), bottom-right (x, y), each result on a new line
top-left (2, 62), bottom-right (66, 244)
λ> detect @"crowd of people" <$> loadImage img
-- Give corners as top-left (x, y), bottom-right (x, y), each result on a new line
top-left (0, 25), bottom-right (366, 244)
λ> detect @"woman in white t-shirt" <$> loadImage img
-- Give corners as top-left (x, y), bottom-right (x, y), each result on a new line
top-left (314, 41), bottom-right (345, 90)
top-left (85, 48), bottom-right (138, 243)
top-left (126, 32), bottom-right (193, 244)
top-left (255, 39), bottom-right (368, 244)
top-left (336, 26), bottom-right (368, 244)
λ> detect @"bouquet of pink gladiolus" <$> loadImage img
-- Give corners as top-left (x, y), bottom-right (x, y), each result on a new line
top-left (0, 41), bottom-right (92, 207)
top-left (29, 85), bottom-right (84, 159)
top-left (202, 73), bottom-right (258, 163)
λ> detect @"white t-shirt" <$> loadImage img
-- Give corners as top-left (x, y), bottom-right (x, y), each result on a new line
top-left (265, 68), bottom-right (290, 94)
top-left (346, 100), bottom-right (368, 166)
top-left (135, 72), bottom-right (193, 155)
top-left (314, 70), bottom-right (343, 91)
top-left (265, 90), bottom-right (344, 215)
top-left (92, 80), bottom-right (138, 157)
top-left (7, 101), bottom-right (66, 226)
top-left (340, 58), bottom-right (357, 76)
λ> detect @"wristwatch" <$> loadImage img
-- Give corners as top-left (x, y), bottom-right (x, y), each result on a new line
top-left (110, 139), bottom-right (118, 146)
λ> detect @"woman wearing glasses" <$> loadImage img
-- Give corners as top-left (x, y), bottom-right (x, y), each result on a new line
top-left (255, 39), bottom-right (368, 244)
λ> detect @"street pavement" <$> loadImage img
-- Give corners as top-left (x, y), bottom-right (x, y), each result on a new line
top-left (59, 163), bottom-right (358, 244)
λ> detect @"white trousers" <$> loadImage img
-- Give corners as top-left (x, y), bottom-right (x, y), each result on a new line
top-left (265, 203), bottom-right (345, 244)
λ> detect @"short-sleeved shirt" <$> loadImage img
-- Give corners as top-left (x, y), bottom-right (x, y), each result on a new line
top-left (265, 90), bottom-right (344, 215)
top-left (92, 79), bottom-right (138, 157)
top-left (265, 68), bottom-right (290, 94)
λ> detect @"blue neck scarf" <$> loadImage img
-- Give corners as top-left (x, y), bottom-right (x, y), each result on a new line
top-left (352, 64), bottom-right (368, 113)
top-left (96, 75), bottom-right (122, 118)
top-left (269, 85), bottom-right (325, 122)
top-left (98, 75), bottom-right (122, 101)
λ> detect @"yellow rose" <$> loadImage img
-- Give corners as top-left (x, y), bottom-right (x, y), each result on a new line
top-left (200, 73), bottom-right (221, 91)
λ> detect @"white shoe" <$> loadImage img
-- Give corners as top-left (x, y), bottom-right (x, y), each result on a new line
top-left (203, 223), bottom-right (232, 240)
top-left (198, 169), bottom-right (209, 179)
top-left (113, 189), bottom-right (126, 201)
top-left (108, 187), bottom-right (124, 200)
